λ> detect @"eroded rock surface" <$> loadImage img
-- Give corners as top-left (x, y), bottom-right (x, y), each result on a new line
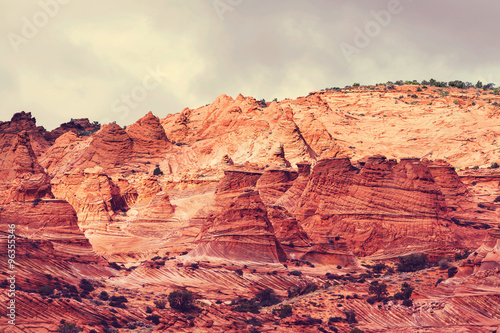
top-left (2, 85), bottom-right (500, 332)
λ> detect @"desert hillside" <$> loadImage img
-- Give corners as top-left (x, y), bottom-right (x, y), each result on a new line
top-left (1, 82), bottom-right (500, 332)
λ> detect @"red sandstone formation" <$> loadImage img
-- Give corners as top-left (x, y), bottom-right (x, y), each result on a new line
top-left (190, 190), bottom-right (287, 263)
top-left (293, 156), bottom-right (473, 257)
top-left (40, 112), bottom-right (182, 179)
top-left (2, 85), bottom-right (500, 332)
top-left (52, 166), bottom-right (128, 226)
top-left (0, 111), bottom-right (50, 156)
top-left (0, 130), bottom-right (53, 204)
top-left (43, 117), bottom-right (101, 143)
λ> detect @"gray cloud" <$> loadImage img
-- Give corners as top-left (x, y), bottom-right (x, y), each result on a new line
top-left (1, 0), bottom-right (498, 129)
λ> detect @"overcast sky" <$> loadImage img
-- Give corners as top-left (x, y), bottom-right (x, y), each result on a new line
top-left (1, 0), bottom-right (499, 130)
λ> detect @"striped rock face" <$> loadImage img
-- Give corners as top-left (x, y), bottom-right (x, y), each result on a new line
top-left (2, 85), bottom-right (500, 332)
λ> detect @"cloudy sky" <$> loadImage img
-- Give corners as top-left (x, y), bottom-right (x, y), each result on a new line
top-left (1, 0), bottom-right (499, 129)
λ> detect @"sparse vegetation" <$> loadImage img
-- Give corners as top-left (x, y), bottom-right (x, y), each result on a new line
top-left (394, 282), bottom-right (414, 302)
top-left (154, 299), bottom-right (167, 309)
top-left (233, 298), bottom-right (260, 314)
top-left (368, 280), bottom-right (388, 301)
top-left (454, 250), bottom-right (471, 261)
top-left (79, 279), bottom-right (95, 295)
top-left (109, 295), bottom-right (128, 308)
top-left (397, 253), bottom-right (428, 272)
top-left (288, 282), bottom-right (318, 298)
top-left (58, 322), bottom-right (83, 333)
top-left (256, 288), bottom-right (280, 306)
top-left (168, 290), bottom-right (196, 312)
top-left (272, 304), bottom-right (293, 318)
top-left (146, 314), bottom-right (161, 325)
top-left (372, 262), bottom-right (387, 274)
top-left (438, 258), bottom-right (450, 270)
top-left (344, 309), bottom-right (357, 324)
top-left (99, 291), bottom-right (109, 301)
top-left (37, 285), bottom-right (54, 296)
top-left (402, 298), bottom-right (413, 307)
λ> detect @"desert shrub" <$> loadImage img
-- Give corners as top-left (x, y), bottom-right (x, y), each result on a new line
top-left (394, 282), bottom-right (413, 300)
top-left (37, 285), bottom-right (54, 296)
top-left (99, 291), bottom-right (109, 301)
top-left (235, 269), bottom-right (243, 276)
top-left (490, 162), bottom-right (499, 169)
top-left (438, 259), bottom-right (450, 270)
top-left (344, 309), bottom-right (357, 324)
top-left (272, 304), bottom-right (293, 318)
top-left (126, 321), bottom-right (146, 329)
top-left (372, 262), bottom-right (387, 274)
top-left (397, 253), bottom-right (428, 272)
top-left (154, 299), bottom-right (167, 309)
top-left (33, 198), bottom-right (42, 207)
top-left (58, 322), bottom-right (83, 333)
top-left (109, 295), bottom-right (128, 308)
top-left (103, 327), bottom-right (118, 333)
top-left (328, 316), bottom-right (343, 324)
top-left (168, 290), bottom-right (195, 312)
top-left (233, 298), bottom-right (260, 314)
top-left (402, 298), bottom-right (413, 307)
top-left (385, 266), bottom-right (395, 275)
top-left (368, 281), bottom-right (388, 300)
top-left (79, 279), bottom-right (94, 293)
top-left (484, 83), bottom-right (495, 90)
top-left (293, 316), bottom-right (322, 325)
top-left (287, 282), bottom-right (318, 298)
top-left (110, 317), bottom-right (121, 328)
top-left (257, 99), bottom-right (267, 107)
top-left (454, 250), bottom-right (471, 261)
top-left (146, 314), bottom-right (161, 325)
top-left (448, 266), bottom-right (458, 278)
top-left (256, 288), bottom-right (280, 306)
top-left (110, 295), bottom-right (128, 303)
top-left (289, 270), bottom-right (302, 276)
top-left (246, 318), bottom-right (262, 326)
